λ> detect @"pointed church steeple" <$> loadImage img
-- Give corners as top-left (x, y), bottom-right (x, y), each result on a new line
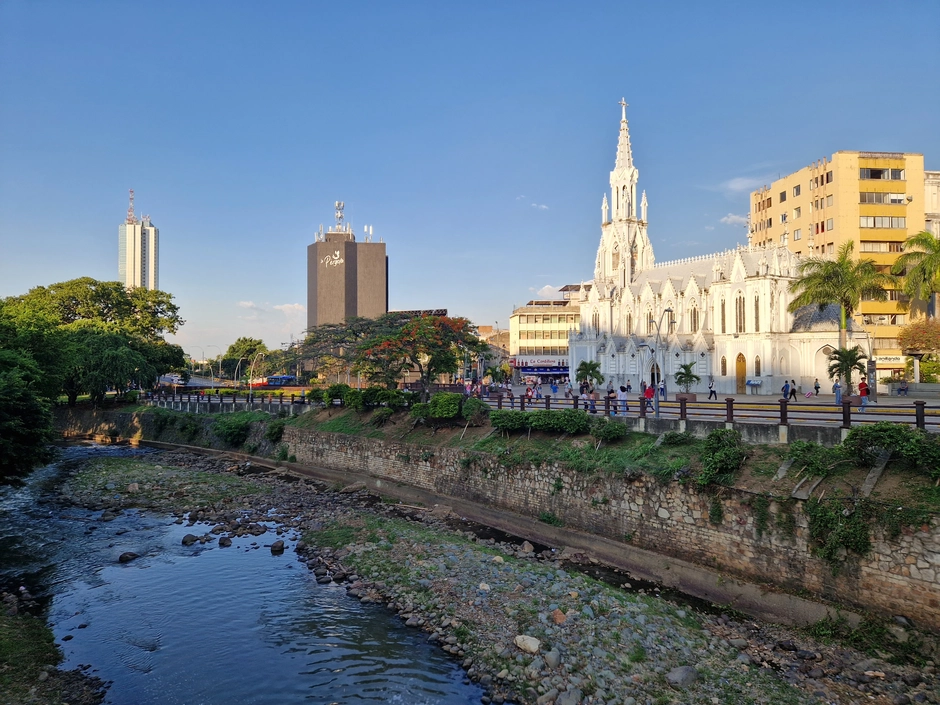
top-left (615, 98), bottom-right (633, 169)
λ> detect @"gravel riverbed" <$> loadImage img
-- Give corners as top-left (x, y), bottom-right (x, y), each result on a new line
top-left (57, 449), bottom-right (940, 705)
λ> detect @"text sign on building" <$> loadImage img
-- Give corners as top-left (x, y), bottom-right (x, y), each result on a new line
top-left (514, 356), bottom-right (567, 367)
top-left (873, 355), bottom-right (908, 364)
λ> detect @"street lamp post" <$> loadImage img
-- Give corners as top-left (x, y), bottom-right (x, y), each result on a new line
top-left (248, 352), bottom-right (265, 402)
top-left (233, 357), bottom-right (248, 392)
top-left (206, 345), bottom-right (222, 387)
top-left (644, 307), bottom-right (674, 419)
top-left (188, 346), bottom-right (204, 382)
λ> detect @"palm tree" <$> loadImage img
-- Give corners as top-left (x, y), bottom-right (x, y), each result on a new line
top-left (575, 360), bottom-right (604, 387)
top-left (892, 230), bottom-right (940, 318)
top-left (674, 362), bottom-right (701, 394)
top-left (827, 346), bottom-right (868, 395)
top-left (788, 241), bottom-right (894, 349)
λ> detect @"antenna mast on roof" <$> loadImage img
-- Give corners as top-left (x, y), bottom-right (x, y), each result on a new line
top-left (126, 189), bottom-right (138, 224)
top-left (334, 201), bottom-right (345, 230)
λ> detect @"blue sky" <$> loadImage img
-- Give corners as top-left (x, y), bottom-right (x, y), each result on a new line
top-left (2, 1), bottom-right (938, 355)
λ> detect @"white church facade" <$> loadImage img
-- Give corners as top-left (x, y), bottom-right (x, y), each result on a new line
top-left (568, 102), bottom-right (851, 396)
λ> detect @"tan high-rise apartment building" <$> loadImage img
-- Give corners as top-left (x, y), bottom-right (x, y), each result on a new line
top-left (509, 285), bottom-right (582, 380)
top-left (118, 189), bottom-right (159, 290)
top-left (749, 152), bottom-right (927, 365)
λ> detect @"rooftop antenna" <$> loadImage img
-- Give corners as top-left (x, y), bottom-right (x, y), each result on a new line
top-left (334, 201), bottom-right (345, 230)
top-left (126, 189), bottom-right (138, 224)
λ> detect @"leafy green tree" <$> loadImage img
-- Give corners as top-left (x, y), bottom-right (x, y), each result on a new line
top-left (892, 230), bottom-right (940, 318)
top-left (59, 323), bottom-right (155, 405)
top-left (788, 241), bottom-right (894, 349)
top-left (222, 337), bottom-right (268, 377)
top-left (575, 360), bottom-right (603, 387)
top-left (0, 349), bottom-right (56, 481)
top-left (827, 346), bottom-right (868, 395)
top-left (357, 316), bottom-right (484, 401)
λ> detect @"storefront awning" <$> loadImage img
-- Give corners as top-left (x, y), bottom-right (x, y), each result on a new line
top-left (518, 367), bottom-right (569, 375)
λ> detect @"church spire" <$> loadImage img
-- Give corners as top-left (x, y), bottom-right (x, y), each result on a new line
top-left (615, 98), bottom-right (633, 169)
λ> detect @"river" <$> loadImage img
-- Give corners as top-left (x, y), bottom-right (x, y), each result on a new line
top-left (0, 444), bottom-right (484, 704)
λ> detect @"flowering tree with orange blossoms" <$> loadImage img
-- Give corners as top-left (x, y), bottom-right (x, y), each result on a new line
top-left (897, 318), bottom-right (940, 353)
top-left (358, 315), bottom-right (485, 400)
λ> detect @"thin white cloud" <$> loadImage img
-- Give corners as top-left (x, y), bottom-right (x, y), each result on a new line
top-left (237, 300), bottom-right (260, 309)
top-left (531, 203), bottom-right (549, 210)
top-left (704, 225), bottom-right (715, 231)
top-left (273, 303), bottom-right (305, 314)
top-left (720, 213), bottom-right (748, 226)
top-left (721, 176), bottom-right (768, 193)
top-left (515, 195), bottom-right (526, 200)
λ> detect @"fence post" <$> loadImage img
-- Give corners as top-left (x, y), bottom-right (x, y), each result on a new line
top-left (545, 395), bottom-right (551, 410)
top-left (841, 400), bottom-right (852, 429)
top-left (679, 398), bottom-right (687, 421)
top-left (497, 395), bottom-right (503, 410)
top-left (914, 400), bottom-right (926, 430)
top-left (725, 397), bottom-right (734, 423)
top-left (779, 399), bottom-right (789, 426)
top-left (604, 396), bottom-right (610, 415)
top-left (520, 395), bottom-right (526, 412)
top-left (639, 396), bottom-right (646, 417)
top-left (573, 396), bottom-right (578, 410)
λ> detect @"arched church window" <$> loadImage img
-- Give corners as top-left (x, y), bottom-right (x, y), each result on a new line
top-left (612, 244), bottom-right (620, 271)
top-left (623, 186), bottom-right (629, 217)
top-left (647, 310), bottom-right (655, 335)
top-left (720, 300), bottom-right (727, 334)
top-left (755, 356), bottom-right (761, 376)
top-left (592, 310), bottom-right (600, 333)
top-left (624, 313), bottom-right (633, 334)
top-left (754, 296), bottom-right (760, 332)
top-left (689, 307), bottom-right (699, 333)
top-left (720, 356), bottom-right (727, 376)
top-left (735, 294), bottom-right (745, 334)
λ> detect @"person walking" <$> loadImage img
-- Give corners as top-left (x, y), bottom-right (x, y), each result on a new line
top-left (640, 380), bottom-right (647, 395)
top-left (781, 379), bottom-right (791, 399)
top-left (643, 384), bottom-right (654, 410)
top-left (788, 380), bottom-right (798, 402)
top-left (625, 379), bottom-right (632, 393)
top-left (858, 379), bottom-right (869, 411)
top-left (617, 385), bottom-right (629, 415)
top-left (707, 379), bottom-right (717, 400)
top-left (659, 380), bottom-right (666, 400)
top-left (589, 387), bottom-right (598, 414)
top-left (813, 378), bottom-right (821, 396)
top-left (832, 379), bottom-right (842, 405)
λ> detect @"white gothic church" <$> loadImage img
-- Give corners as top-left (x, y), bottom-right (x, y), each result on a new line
top-left (567, 102), bottom-right (849, 396)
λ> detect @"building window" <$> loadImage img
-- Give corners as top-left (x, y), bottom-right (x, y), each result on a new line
top-left (755, 356), bottom-right (761, 376)
top-left (793, 185), bottom-right (801, 197)
top-left (827, 243), bottom-right (834, 254)
top-left (860, 168), bottom-right (905, 180)
top-left (780, 213), bottom-right (787, 224)
top-left (720, 356), bottom-right (727, 376)
top-left (592, 311), bottom-right (600, 332)
top-left (720, 300), bottom-right (726, 334)
top-left (859, 192), bottom-right (907, 204)
top-left (827, 194), bottom-right (833, 207)
top-left (793, 228), bottom-right (801, 241)
top-left (647, 311), bottom-right (655, 335)
top-left (859, 216), bottom-right (907, 229)
top-left (735, 295), bottom-right (745, 334)
top-left (826, 218), bottom-right (834, 231)
top-left (689, 307), bottom-right (699, 334)
top-left (779, 191), bottom-right (787, 203)
top-left (826, 170), bottom-right (833, 183)
top-left (754, 296), bottom-right (760, 332)
top-left (624, 313), bottom-right (633, 334)
top-left (793, 207), bottom-right (801, 219)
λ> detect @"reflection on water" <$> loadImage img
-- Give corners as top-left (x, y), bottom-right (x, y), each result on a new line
top-left (1, 445), bottom-right (483, 705)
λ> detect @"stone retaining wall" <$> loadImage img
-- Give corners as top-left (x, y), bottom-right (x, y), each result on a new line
top-left (283, 426), bottom-right (940, 631)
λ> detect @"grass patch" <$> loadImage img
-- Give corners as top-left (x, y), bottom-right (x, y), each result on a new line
top-left (67, 457), bottom-right (270, 508)
top-left (0, 612), bottom-right (61, 703)
top-left (804, 613), bottom-right (926, 666)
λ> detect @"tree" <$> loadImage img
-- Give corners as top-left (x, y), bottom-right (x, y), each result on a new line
top-left (897, 318), bottom-right (940, 353)
top-left (59, 323), bottom-right (155, 406)
top-left (788, 241), bottom-right (894, 349)
top-left (0, 350), bottom-right (56, 482)
top-left (892, 230), bottom-right (940, 317)
top-left (222, 337), bottom-right (268, 377)
top-left (827, 346), bottom-right (868, 395)
top-left (575, 360), bottom-right (603, 387)
top-left (357, 315), bottom-right (484, 401)
top-left (674, 362), bottom-right (701, 393)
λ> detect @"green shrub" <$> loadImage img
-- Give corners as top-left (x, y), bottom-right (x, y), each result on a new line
top-left (661, 431), bottom-right (694, 446)
top-left (843, 422), bottom-right (918, 467)
top-left (213, 411), bottom-right (262, 448)
top-left (788, 440), bottom-right (849, 477)
top-left (370, 407), bottom-right (394, 427)
top-left (589, 417), bottom-right (628, 443)
top-left (265, 418), bottom-right (287, 443)
top-left (322, 384), bottom-right (351, 406)
top-left (275, 444), bottom-right (289, 462)
top-left (343, 389), bottom-right (365, 411)
top-left (377, 389), bottom-right (412, 411)
top-left (528, 409), bottom-right (562, 433)
top-left (177, 414), bottom-right (202, 442)
top-left (538, 511), bottom-right (563, 526)
top-left (409, 403), bottom-right (430, 421)
top-left (525, 409), bottom-right (591, 435)
top-left (151, 408), bottom-right (176, 435)
top-left (490, 409), bottom-right (529, 432)
top-left (697, 429), bottom-right (745, 487)
top-left (362, 386), bottom-right (385, 409)
top-left (429, 392), bottom-right (462, 420)
top-left (461, 397), bottom-right (490, 425)
top-left (805, 497), bottom-right (874, 570)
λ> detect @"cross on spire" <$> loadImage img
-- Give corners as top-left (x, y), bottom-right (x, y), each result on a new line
top-left (619, 98), bottom-right (628, 121)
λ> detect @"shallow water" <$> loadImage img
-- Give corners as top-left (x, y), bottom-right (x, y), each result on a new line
top-left (1, 445), bottom-right (483, 705)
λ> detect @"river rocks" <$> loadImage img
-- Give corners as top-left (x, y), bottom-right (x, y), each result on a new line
top-left (339, 482), bottom-right (366, 494)
top-left (270, 540), bottom-right (285, 554)
top-left (666, 665), bottom-right (699, 687)
top-left (127, 483), bottom-right (139, 493)
top-left (181, 533), bottom-right (198, 546)
top-left (544, 649), bottom-right (561, 669)
top-left (218, 537), bottom-right (232, 547)
top-left (555, 687), bottom-right (582, 705)
top-left (514, 635), bottom-right (540, 654)
top-left (118, 552), bottom-right (139, 563)
top-left (550, 609), bottom-right (566, 625)
top-left (520, 541), bottom-right (534, 553)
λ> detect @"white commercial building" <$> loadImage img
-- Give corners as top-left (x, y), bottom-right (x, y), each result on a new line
top-left (569, 102), bottom-right (852, 396)
top-left (118, 189), bottom-right (159, 290)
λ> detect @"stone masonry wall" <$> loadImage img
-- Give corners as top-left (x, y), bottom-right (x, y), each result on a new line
top-left (283, 426), bottom-right (940, 630)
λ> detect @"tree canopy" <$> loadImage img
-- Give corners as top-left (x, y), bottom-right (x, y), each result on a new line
top-left (897, 318), bottom-right (940, 353)
top-left (892, 230), bottom-right (940, 317)
top-left (788, 241), bottom-right (894, 349)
